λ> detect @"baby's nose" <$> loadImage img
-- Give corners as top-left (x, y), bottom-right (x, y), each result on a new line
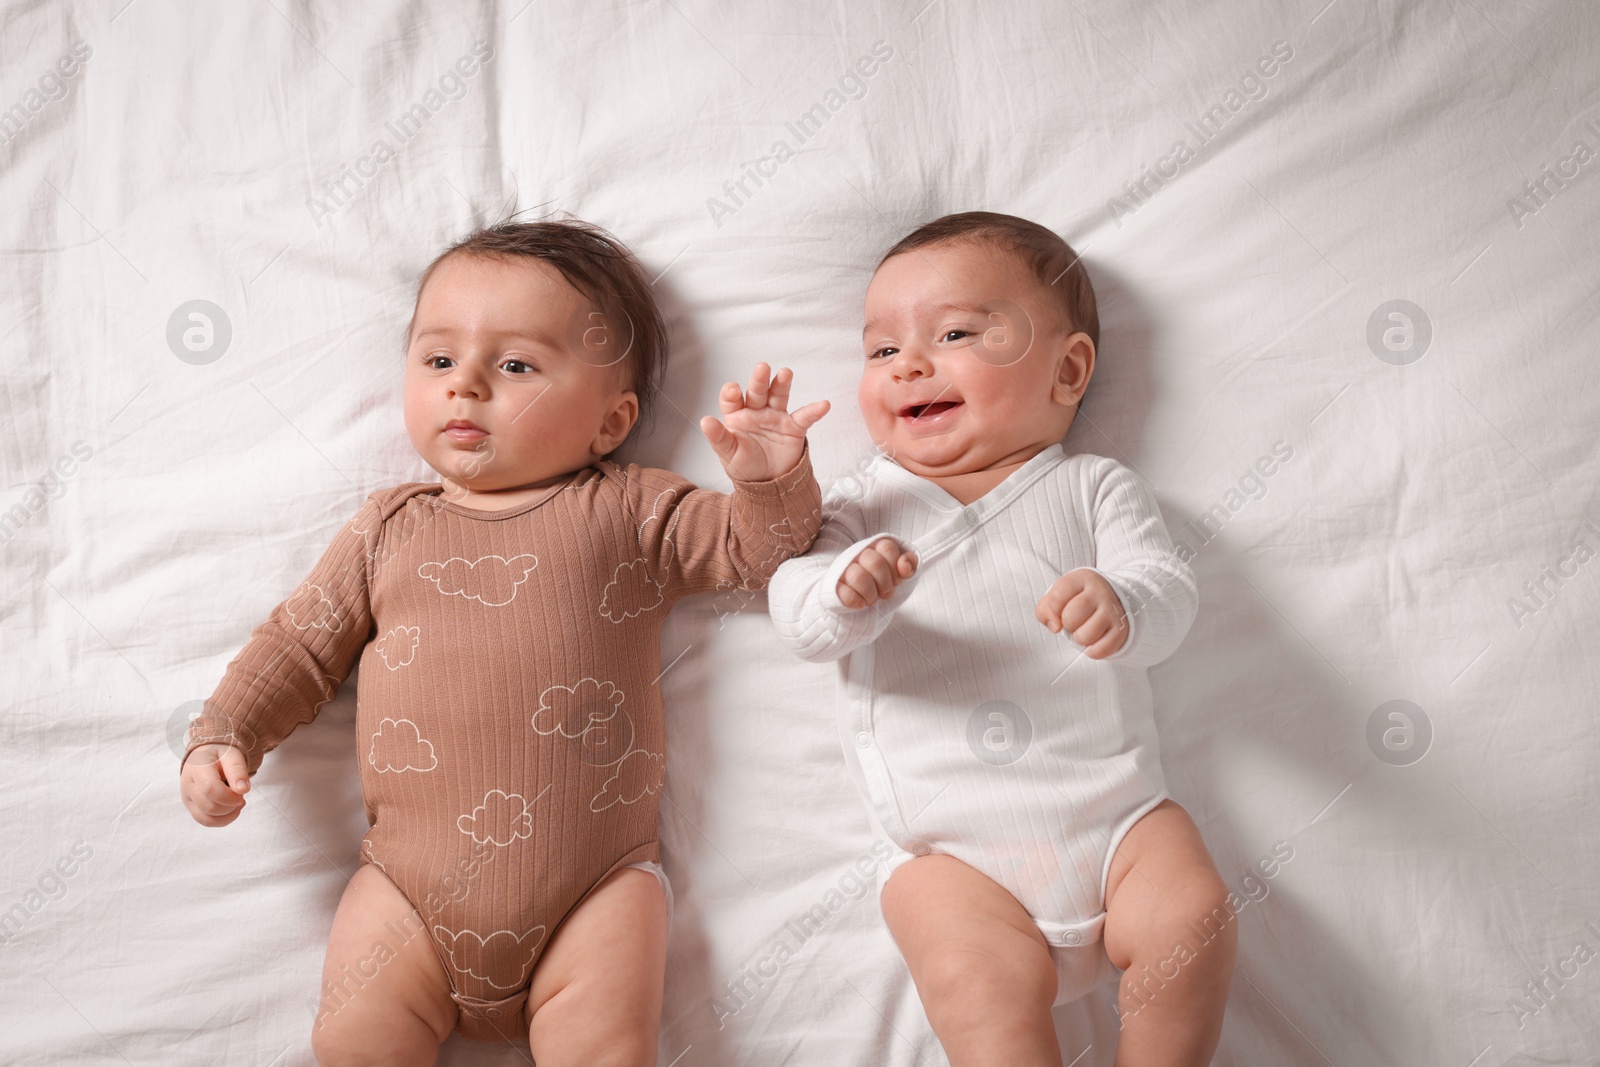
top-left (447, 374), bottom-right (488, 398)
top-left (892, 350), bottom-right (932, 379)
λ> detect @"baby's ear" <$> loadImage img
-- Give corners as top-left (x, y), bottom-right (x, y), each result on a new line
top-left (592, 389), bottom-right (640, 455)
top-left (1051, 331), bottom-right (1095, 407)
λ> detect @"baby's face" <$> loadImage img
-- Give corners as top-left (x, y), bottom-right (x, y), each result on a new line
top-left (860, 240), bottom-right (1091, 479)
top-left (403, 254), bottom-right (636, 497)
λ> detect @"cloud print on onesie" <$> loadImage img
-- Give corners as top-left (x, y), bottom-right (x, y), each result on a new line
top-left (417, 554), bottom-right (538, 606)
top-left (532, 678), bottom-right (625, 740)
top-left (458, 785), bottom-right (552, 846)
top-left (598, 488), bottom-right (678, 623)
top-left (284, 582), bottom-right (342, 631)
top-left (368, 717), bottom-right (437, 773)
top-left (375, 625), bottom-right (420, 669)
top-left (600, 560), bottom-right (665, 621)
top-left (636, 488), bottom-right (680, 557)
top-left (591, 749), bottom-right (664, 812)
top-left (431, 925), bottom-right (546, 991)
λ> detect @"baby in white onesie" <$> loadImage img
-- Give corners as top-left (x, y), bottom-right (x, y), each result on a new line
top-left (768, 212), bottom-right (1237, 1066)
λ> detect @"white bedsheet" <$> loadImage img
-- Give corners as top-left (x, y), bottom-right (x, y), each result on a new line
top-left (3, 1), bottom-right (1597, 1064)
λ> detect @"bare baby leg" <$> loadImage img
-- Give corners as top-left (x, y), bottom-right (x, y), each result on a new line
top-left (524, 865), bottom-right (668, 1067)
top-left (1103, 799), bottom-right (1236, 1066)
top-left (880, 854), bottom-right (1062, 1067)
top-left (309, 863), bottom-right (668, 1066)
top-left (311, 864), bottom-right (456, 1067)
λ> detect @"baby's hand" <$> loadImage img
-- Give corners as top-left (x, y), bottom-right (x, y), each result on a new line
top-left (180, 744), bottom-right (251, 827)
top-left (835, 538), bottom-right (918, 610)
top-left (699, 362), bottom-right (829, 483)
top-left (1036, 568), bottom-right (1129, 659)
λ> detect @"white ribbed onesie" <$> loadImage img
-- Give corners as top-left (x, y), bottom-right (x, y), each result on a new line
top-left (767, 443), bottom-right (1198, 1004)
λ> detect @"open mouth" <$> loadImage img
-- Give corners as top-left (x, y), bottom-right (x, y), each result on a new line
top-left (900, 400), bottom-right (962, 420)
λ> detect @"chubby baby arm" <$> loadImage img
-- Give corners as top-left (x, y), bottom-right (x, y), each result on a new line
top-left (179, 494), bottom-right (382, 825)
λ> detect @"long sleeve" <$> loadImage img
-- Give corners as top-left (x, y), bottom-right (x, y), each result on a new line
top-left (767, 493), bottom-right (921, 663)
top-left (1081, 459), bottom-right (1198, 669)
top-left (182, 494), bottom-right (382, 776)
top-left (623, 440), bottom-right (824, 601)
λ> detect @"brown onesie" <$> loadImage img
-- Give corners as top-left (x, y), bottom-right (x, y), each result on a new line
top-left (183, 446), bottom-right (821, 1042)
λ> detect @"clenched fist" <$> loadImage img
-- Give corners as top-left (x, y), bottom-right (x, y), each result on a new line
top-left (1035, 568), bottom-right (1129, 659)
top-left (835, 537), bottom-right (918, 610)
top-left (180, 744), bottom-right (251, 827)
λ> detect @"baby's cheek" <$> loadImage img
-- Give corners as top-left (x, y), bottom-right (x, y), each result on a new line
top-left (400, 382), bottom-right (433, 441)
top-left (858, 379), bottom-right (891, 425)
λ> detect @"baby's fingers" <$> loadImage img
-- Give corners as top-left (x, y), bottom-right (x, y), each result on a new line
top-left (836, 539), bottom-right (914, 611)
top-left (699, 415), bottom-right (738, 463)
top-left (189, 797), bottom-right (244, 826)
top-left (217, 748), bottom-right (250, 793)
top-left (1035, 588), bottom-right (1068, 630)
top-left (838, 554), bottom-right (890, 610)
top-left (196, 787), bottom-right (246, 819)
top-left (854, 550), bottom-right (896, 595)
top-left (194, 765), bottom-right (248, 807)
top-left (836, 567), bottom-right (879, 610)
top-left (1069, 610), bottom-right (1114, 649)
top-left (744, 362), bottom-right (773, 409)
top-left (1035, 571), bottom-right (1088, 630)
top-left (1055, 589), bottom-right (1104, 636)
top-left (790, 398), bottom-right (830, 431)
top-left (836, 576), bottom-right (866, 610)
top-left (1080, 611), bottom-right (1130, 659)
top-left (765, 365), bottom-right (793, 412)
top-left (183, 776), bottom-right (246, 823)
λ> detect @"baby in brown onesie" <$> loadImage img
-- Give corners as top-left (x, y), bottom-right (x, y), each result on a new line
top-left (178, 219), bottom-right (828, 1064)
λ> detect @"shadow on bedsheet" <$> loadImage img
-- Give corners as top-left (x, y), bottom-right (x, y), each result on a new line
top-left (1076, 266), bottom-right (1427, 1064)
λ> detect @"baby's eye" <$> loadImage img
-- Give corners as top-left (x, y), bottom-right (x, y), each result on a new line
top-left (501, 359), bottom-right (537, 375)
top-left (869, 346), bottom-right (898, 361)
top-left (425, 353), bottom-right (454, 370)
top-left (939, 329), bottom-right (971, 344)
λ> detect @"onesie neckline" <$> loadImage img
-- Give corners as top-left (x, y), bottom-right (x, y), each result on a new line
top-left (424, 466), bottom-right (594, 520)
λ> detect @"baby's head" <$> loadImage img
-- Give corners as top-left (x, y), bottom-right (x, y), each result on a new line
top-left (860, 211), bottom-right (1098, 478)
top-left (402, 218), bottom-right (667, 495)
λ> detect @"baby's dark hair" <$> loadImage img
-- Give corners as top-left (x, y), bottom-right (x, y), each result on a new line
top-left (406, 216), bottom-right (668, 450)
top-left (877, 211), bottom-right (1099, 349)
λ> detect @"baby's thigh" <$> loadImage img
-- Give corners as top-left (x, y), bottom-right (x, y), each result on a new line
top-left (312, 864), bottom-right (456, 1064)
top-left (879, 854), bottom-right (1056, 1006)
top-left (1101, 799), bottom-right (1230, 971)
top-left (524, 866), bottom-right (668, 1065)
